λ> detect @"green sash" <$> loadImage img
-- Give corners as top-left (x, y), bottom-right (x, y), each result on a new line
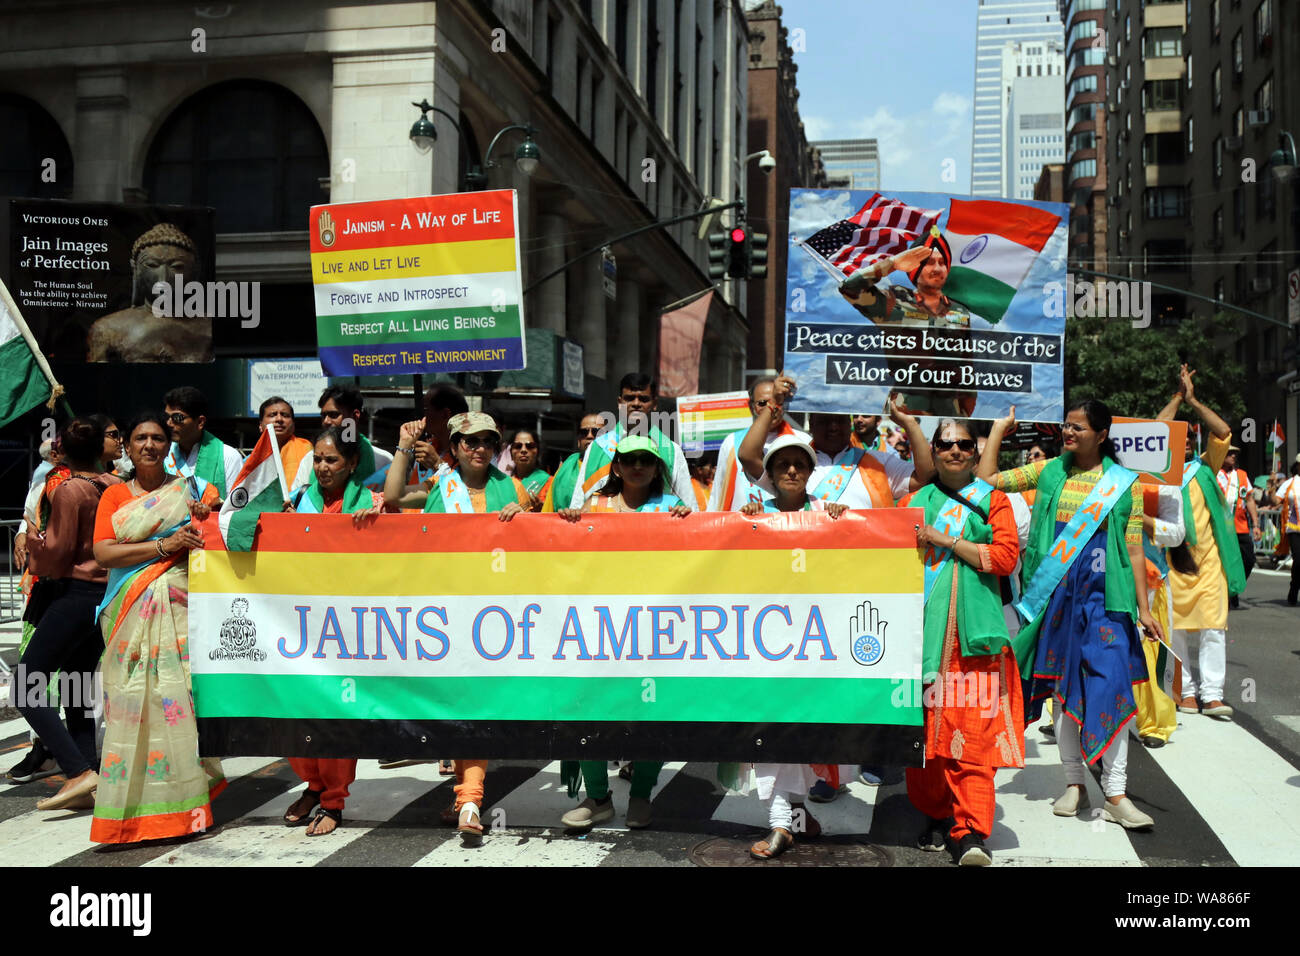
top-left (545, 453), bottom-right (581, 511)
top-left (1181, 460), bottom-right (1247, 596)
top-left (299, 476), bottom-right (371, 515)
top-left (180, 431), bottom-right (231, 499)
top-left (911, 483), bottom-right (1021, 675)
top-left (424, 465), bottom-right (519, 513)
top-left (1016, 455), bottom-right (1138, 679)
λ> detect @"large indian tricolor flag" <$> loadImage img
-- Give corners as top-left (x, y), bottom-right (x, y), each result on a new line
top-left (0, 278), bottom-right (61, 429)
top-left (218, 427), bottom-right (290, 551)
top-left (941, 198), bottom-right (1062, 325)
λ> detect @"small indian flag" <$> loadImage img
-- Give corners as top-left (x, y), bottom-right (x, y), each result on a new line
top-left (0, 279), bottom-right (60, 429)
top-left (219, 427), bottom-right (290, 551)
top-left (941, 199), bottom-right (1062, 325)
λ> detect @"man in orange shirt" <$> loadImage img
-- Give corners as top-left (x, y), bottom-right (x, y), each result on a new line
top-left (258, 396), bottom-right (312, 486)
top-left (1218, 445), bottom-right (1259, 609)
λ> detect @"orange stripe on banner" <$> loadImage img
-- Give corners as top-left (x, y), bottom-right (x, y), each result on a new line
top-left (946, 198), bottom-right (1060, 253)
top-left (197, 507), bottom-right (925, 555)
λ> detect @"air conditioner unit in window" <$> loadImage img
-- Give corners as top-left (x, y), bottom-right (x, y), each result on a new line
top-left (1247, 110), bottom-right (1271, 127)
top-left (1108, 196), bottom-right (1121, 207)
top-left (1119, 229), bottom-right (1129, 239)
top-left (1107, 55), bottom-right (1118, 67)
top-left (1225, 135), bottom-right (1243, 150)
top-left (1108, 103), bottom-right (1118, 113)
top-left (1251, 276), bottom-right (1273, 294)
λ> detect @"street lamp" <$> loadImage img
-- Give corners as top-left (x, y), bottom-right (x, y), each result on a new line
top-left (409, 102), bottom-right (542, 190)
top-left (1270, 131), bottom-right (1297, 182)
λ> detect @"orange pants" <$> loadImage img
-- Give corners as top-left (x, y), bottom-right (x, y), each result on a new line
top-left (454, 759), bottom-right (487, 810)
top-left (906, 756), bottom-right (996, 842)
top-left (287, 758), bottom-right (357, 811)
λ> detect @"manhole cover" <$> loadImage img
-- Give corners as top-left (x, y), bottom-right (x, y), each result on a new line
top-left (689, 836), bottom-right (893, 867)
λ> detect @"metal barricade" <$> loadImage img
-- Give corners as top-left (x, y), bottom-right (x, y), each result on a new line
top-left (0, 518), bottom-right (21, 625)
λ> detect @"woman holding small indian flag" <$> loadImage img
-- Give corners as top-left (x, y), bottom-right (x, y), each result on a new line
top-left (90, 412), bottom-right (226, 844)
top-left (901, 418), bottom-right (1025, 866)
top-left (978, 399), bottom-right (1164, 831)
top-left (279, 425), bottom-right (382, 836)
top-left (422, 411), bottom-right (531, 843)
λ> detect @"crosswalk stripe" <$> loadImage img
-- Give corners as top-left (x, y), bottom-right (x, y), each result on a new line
top-left (144, 759), bottom-right (458, 867)
top-left (710, 773), bottom-right (881, 836)
top-left (412, 827), bottom-right (619, 867)
top-left (1144, 713), bottom-right (1300, 866)
top-left (986, 720), bottom-right (1142, 865)
top-left (0, 717), bottom-right (33, 747)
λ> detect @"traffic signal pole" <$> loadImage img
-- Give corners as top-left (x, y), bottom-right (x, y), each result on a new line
top-left (523, 200), bottom-right (747, 294)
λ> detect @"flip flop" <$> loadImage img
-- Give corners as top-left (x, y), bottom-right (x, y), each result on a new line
top-left (306, 805), bottom-right (342, 836)
top-left (283, 788), bottom-right (322, 826)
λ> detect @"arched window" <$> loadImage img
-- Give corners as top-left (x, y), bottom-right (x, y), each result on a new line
top-left (0, 94), bottom-right (73, 198)
top-left (144, 80), bottom-right (327, 233)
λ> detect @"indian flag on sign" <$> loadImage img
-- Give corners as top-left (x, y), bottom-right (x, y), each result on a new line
top-left (219, 428), bottom-right (289, 551)
top-left (0, 279), bottom-right (61, 429)
top-left (940, 199), bottom-right (1062, 325)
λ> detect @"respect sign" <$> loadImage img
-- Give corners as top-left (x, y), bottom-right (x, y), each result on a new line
top-left (309, 191), bottom-right (526, 375)
top-left (1111, 417), bottom-right (1186, 485)
top-left (189, 511), bottom-right (925, 763)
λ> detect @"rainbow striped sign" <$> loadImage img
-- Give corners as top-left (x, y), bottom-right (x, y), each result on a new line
top-left (309, 191), bottom-right (525, 375)
top-left (188, 510), bottom-right (924, 762)
top-left (676, 390), bottom-right (753, 454)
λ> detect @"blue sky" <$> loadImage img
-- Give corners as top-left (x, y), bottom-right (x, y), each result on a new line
top-left (775, 0), bottom-right (978, 193)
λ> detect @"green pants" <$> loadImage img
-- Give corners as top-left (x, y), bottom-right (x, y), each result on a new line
top-left (580, 760), bottom-right (663, 800)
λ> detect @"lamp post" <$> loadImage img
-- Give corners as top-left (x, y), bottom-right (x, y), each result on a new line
top-left (1270, 131), bottom-right (1297, 182)
top-left (409, 101), bottom-right (541, 191)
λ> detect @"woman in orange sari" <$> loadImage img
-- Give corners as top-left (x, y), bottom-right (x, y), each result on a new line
top-left (90, 412), bottom-right (226, 844)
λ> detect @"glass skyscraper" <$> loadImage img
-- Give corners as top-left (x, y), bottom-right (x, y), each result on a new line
top-left (972, 0), bottom-right (1063, 196)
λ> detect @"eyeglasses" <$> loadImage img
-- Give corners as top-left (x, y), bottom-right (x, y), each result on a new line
top-left (512, 441), bottom-right (537, 450)
top-left (934, 438), bottom-right (976, 453)
top-left (458, 436), bottom-right (499, 451)
top-left (620, 453), bottom-right (658, 468)
top-left (577, 427), bottom-right (602, 437)
top-left (104, 429), bottom-right (122, 440)
top-left (1061, 422), bottom-right (1089, 434)
top-left (164, 412), bottom-right (189, 425)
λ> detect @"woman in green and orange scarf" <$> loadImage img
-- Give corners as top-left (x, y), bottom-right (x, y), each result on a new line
top-left (90, 412), bottom-right (225, 844)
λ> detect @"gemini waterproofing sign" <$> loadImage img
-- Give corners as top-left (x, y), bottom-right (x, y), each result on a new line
top-left (309, 190), bottom-right (526, 376)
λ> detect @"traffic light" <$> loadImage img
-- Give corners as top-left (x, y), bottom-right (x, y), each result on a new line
top-left (749, 230), bottom-right (768, 279)
top-left (727, 223), bottom-right (748, 278)
top-left (707, 230), bottom-right (730, 279)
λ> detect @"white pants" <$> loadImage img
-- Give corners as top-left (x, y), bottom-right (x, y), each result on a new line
top-left (1173, 628), bottom-right (1226, 702)
top-left (1056, 706), bottom-right (1130, 797)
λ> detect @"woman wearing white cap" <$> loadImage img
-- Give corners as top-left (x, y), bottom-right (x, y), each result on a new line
top-left (423, 410), bottom-right (532, 844)
top-left (735, 432), bottom-right (850, 859)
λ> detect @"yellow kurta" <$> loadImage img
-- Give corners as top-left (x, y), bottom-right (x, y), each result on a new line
top-left (1169, 432), bottom-right (1229, 630)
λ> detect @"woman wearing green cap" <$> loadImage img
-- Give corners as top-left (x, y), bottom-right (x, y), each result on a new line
top-left (555, 434), bottom-right (689, 830)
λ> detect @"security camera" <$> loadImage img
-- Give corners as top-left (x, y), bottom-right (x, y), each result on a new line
top-left (757, 150), bottom-right (776, 175)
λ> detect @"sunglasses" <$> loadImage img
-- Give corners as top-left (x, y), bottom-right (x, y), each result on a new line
top-left (512, 441), bottom-right (538, 450)
top-left (934, 438), bottom-right (976, 453)
top-left (104, 429), bottom-right (122, 440)
top-left (620, 453), bottom-right (658, 468)
top-left (458, 436), bottom-right (499, 451)
top-left (577, 427), bottom-right (602, 436)
top-left (1027, 451), bottom-right (1046, 461)
top-left (164, 412), bottom-right (189, 425)
top-left (753, 398), bottom-right (775, 409)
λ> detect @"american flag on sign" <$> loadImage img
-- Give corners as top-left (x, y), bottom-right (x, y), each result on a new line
top-left (798, 193), bottom-right (942, 280)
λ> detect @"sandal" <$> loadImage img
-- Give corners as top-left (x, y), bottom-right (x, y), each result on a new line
top-left (749, 827), bottom-right (794, 860)
top-left (457, 802), bottom-right (484, 845)
top-left (306, 805), bottom-right (342, 837)
top-left (283, 788), bottom-right (322, 826)
top-left (439, 803), bottom-right (459, 826)
top-left (438, 760), bottom-right (455, 776)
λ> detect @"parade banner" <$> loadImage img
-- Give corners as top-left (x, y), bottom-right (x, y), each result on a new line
top-left (189, 510), bottom-right (925, 763)
top-left (784, 188), bottom-right (1068, 421)
top-left (309, 190), bottom-right (526, 376)
top-left (9, 199), bottom-right (216, 363)
top-left (676, 390), bottom-right (751, 455)
top-left (1111, 417), bottom-right (1187, 485)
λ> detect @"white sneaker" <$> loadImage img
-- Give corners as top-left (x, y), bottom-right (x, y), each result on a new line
top-left (560, 795), bottom-right (615, 830)
top-left (1103, 796), bottom-right (1154, 830)
top-left (1052, 787), bottom-right (1088, 817)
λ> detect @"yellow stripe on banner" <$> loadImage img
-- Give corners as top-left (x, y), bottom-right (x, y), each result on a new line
top-left (193, 548), bottom-right (920, 597)
top-left (311, 238), bottom-right (518, 284)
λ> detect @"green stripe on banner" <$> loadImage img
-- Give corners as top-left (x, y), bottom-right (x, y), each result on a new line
top-left (192, 674), bottom-right (922, 726)
top-left (316, 305), bottom-right (521, 348)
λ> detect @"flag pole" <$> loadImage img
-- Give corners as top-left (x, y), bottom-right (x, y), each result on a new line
top-left (264, 425), bottom-right (291, 506)
top-left (0, 278), bottom-right (65, 413)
